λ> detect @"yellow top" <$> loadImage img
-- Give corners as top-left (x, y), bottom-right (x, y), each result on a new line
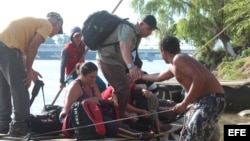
top-left (0, 17), bottom-right (52, 55)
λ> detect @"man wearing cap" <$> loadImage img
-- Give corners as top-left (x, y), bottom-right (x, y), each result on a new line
top-left (0, 12), bottom-right (63, 137)
top-left (96, 15), bottom-right (158, 118)
top-left (60, 26), bottom-right (86, 87)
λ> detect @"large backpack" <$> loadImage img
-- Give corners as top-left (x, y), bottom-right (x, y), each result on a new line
top-left (82, 10), bottom-right (133, 50)
top-left (63, 99), bottom-right (120, 140)
top-left (28, 80), bottom-right (63, 136)
top-left (71, 100), bottom-right (105, 140)
top-left (28, 105), bottom-right (63, 136)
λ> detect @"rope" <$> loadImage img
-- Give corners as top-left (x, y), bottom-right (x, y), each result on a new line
top-left (24, 108), bottom-right (182, 140)
top-left (112, 0), bottom-right (123, 14)
top-left (192, 21), bottom-right (235, 57)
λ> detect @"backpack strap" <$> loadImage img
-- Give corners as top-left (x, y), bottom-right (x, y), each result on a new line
top-left (99, 99), bottom-right (121, 123)
top-left (41, 83), bottom-right (47, 109)
top-left (82, 101), bottom-right (106, 136)
top-left (30, 80), bottom-right (44, 107)
top-left (101, 19), bottom-right (141, 49)
top-left (62, 115), bottom-right (74, 137)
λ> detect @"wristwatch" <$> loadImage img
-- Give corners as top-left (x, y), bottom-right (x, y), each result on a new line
top-left (127, 63), bottom-right (135, 70)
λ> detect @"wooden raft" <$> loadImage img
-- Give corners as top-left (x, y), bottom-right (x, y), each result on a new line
top-left (156, 79), bottom-right (250, 88)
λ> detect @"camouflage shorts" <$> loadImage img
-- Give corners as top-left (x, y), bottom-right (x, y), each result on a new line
top-left (180, 93), bottom-right (226, 141)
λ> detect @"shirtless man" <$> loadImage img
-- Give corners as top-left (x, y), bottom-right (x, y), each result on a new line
top-left (141, 36), bottom-right (226, 141)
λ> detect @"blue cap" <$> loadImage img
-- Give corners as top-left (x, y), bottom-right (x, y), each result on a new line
top-left (70, 26), bottom-right (82, 37)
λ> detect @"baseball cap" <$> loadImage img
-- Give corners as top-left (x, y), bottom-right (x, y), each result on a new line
top-left (142, 15), bottom-right (159, 30)
top-left (47, 12), bottom-right (63, 34)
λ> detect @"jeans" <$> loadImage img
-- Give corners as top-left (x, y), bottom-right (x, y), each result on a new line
top-left (0, 42), bottom-right (30, 129)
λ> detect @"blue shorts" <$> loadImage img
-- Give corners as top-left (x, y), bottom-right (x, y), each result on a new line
top-left (180, 93), bottom-right (226, 141)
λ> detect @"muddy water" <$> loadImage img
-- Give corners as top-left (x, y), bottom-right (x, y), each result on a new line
top-left (30, 60), bottom-right (250, 141)
top-left (218, 111), bottom-right (250, 141)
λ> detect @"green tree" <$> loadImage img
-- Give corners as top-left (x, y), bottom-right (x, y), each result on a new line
top-left (130, 0), bottom-right (237, 57)
top-left (223, 0), bottom-right (250, 48)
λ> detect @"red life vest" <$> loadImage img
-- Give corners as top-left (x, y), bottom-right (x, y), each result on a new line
top-left (64, 42), bottom-right (85, 75)
top-left (102, 85), bottom-right (136, 104)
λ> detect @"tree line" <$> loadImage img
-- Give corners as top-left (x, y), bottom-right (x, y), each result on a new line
top-left (130, 0), bottom-right (250, 58)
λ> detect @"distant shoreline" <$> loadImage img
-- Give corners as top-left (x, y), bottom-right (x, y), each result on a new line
top-left (37, 44), bottom-right (195, 60)
top-left (36, 50), bottom-right (162, 61)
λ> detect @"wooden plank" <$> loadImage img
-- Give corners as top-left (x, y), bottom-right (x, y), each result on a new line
top-left (156, 80), bottom-right (180, 86)
top-left (153, 118), bottom-right (183, 141)
top-left (0, 125), bottom-right (183, 141)
top-left (0, 118), bottom-right (184, 141)
top-left (0, 134), bottom-right (130, 141)
top-left (156, 79), bottom-right (250, 87)
top-left (0, 134), bottom-right (23, 140)
top-left (237, 122), bottom-right (250, 125)
top-left (37, 138), bottom-right (128, 141)
top-left (220, 80), bottom-right (250, 88)
top-left (29, 135), bottom-right (129, 141)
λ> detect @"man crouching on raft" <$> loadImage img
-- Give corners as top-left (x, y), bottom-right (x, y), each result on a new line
top-left (140, 36), bottom-right (226, 141)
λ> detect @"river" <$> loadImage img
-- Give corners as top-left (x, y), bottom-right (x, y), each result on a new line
top-left (29, 60), bottom-right (249, 141)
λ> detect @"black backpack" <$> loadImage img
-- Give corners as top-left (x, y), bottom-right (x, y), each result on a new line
top-left (28, 105), bottom-right (63, 136)
top-left (82, 10), bottom-right (143, 68)
top-left (82, 10), bottom-right (134, 50)
top-left (28, 80), bottom-right (63, 136)
top-left (68, 100), bottom-right (120, 140)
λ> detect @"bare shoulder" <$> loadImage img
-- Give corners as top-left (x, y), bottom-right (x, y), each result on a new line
top-left (67, 80), bottom-right (81, 92)
top-left (173, 54), bottom-right (193, 65)
top-left (173, 53), bottom-right (189, 60)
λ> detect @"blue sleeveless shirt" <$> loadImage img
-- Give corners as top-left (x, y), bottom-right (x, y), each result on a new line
top-left (76, 79), bottom-right (95, 101)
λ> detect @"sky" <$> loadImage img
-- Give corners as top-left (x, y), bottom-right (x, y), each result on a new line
top-left (0, 0), bottom-right (162, 48)
top-left (0, 0), bottom-right (197, 50)
top-left (1, 0), bottom-right (196, 49)
top-left (0, 0), bottom-right (139, 35)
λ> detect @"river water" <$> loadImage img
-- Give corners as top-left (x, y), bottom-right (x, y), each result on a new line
top-left (29, 60), bottom-right (250, 141)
